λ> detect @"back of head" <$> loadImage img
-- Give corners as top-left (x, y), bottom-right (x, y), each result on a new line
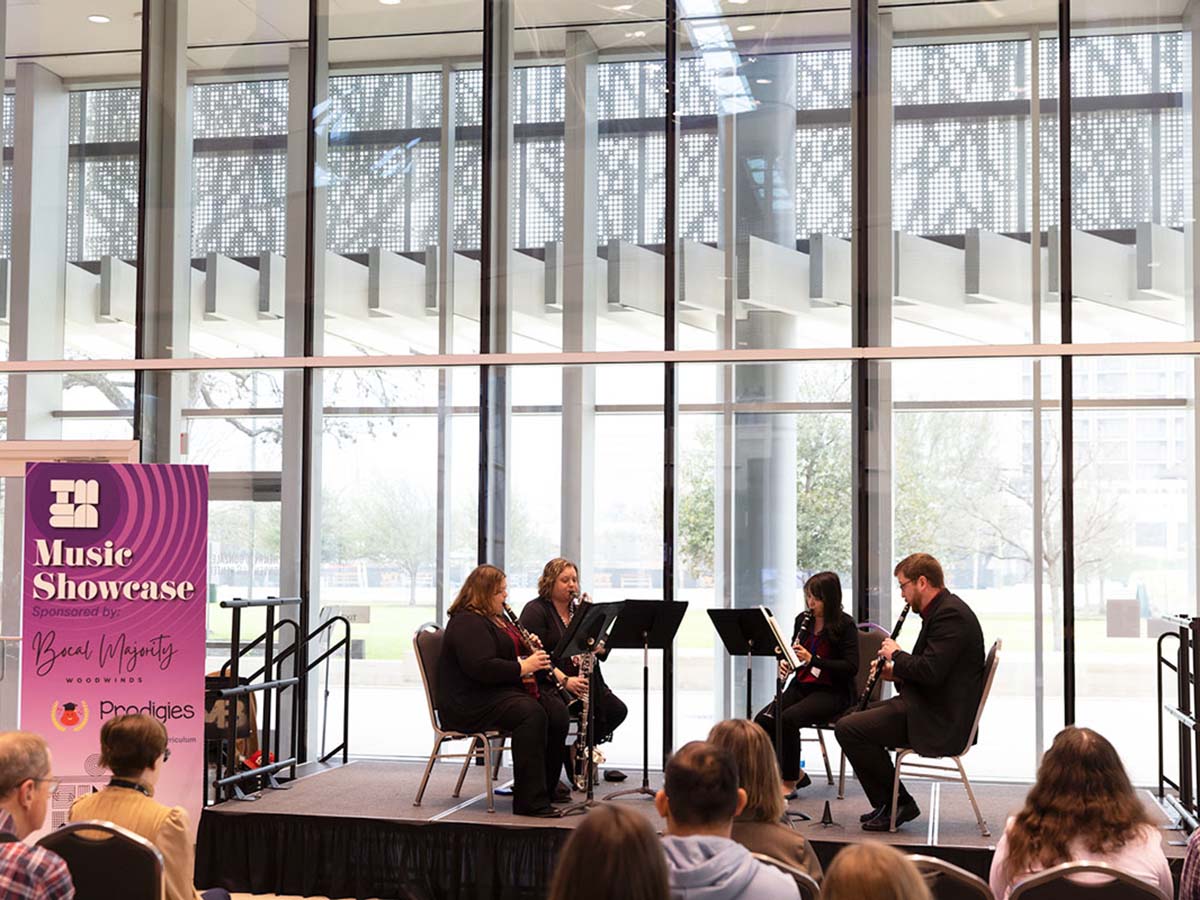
top-left (1003, 726), bottom-right (1150, 883)
top-left (706, 719), bottom-right (783, 823)
top-left (99, 714), bottom-right (167, 777)
top-left (663, 741), bottom-right (740, 829)
top-left (548, 805), bottom-right (669, 900)
top-left (0, 731), bottom-right (50, 798)
top-left (822, 844), bottom-right (932, 900)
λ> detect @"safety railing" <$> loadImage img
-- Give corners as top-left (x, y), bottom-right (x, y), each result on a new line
top-left (1158, 614), bottom-right (1200, 833)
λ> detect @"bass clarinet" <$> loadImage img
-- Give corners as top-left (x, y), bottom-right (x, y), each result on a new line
top-left (501, 601), bottom-right (584, 715)
top-left (856, 603), bottom-right (910, 711)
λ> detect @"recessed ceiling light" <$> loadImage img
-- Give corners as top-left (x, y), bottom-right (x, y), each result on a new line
top-left (380, 0), bottom-right (402, 5)
top-left (87, 14), bottom-right (111, 24)
top-left (728, 0), bottom-right (750, 4)
top-left (755, 78), bottom-right (771, 84)
top-left (736, 24), bottom-right (756, 31)
top-left (613, 3), bottom-right (633, 9)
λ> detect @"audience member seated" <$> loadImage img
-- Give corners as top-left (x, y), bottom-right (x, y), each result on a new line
top-left (548, 804), bottom-right (668, 900)
top-left (988, 726), bottom-right (1171, 899)
top-left (67, 714), bottom-right (228, 900)
top-left (0, 732), bottom-right (74, 900)
top-left (820, 843), bottom-right (931, 900)
top-left (655, 740), bottom-right (799, 900)
top-left (1180, 825), bottom-right (1200, 900)
top-left (707, 719), bottom-right (822, 882)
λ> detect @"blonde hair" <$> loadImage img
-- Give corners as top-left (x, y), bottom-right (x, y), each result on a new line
top-left (448, 565), bottom-right (506, 617)
top-left (707, 719), bottom-right (784, 823)
top-left (537, 557), bottom-right (577, 599)
top-left (822, 844), bottom-right (932, 900)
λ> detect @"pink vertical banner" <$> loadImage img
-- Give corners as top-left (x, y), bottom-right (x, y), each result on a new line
top-left (20, 462), bottom-right (208, 832)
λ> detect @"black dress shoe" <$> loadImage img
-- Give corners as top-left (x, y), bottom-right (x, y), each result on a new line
top-left (796, 771), bottom-right (812, 789)
top-left (859, 804), bottom-right (886, 823)
top-left (603, 769), bottom-right (627, 782)
top-left (553, 782), bottom-right (572, 803)
top-left (519, 806), bottom-right (561, 818)
top-left (783, 789), bottom-right (799, 801)
top-left (862, 798), bottom-right (920, 832)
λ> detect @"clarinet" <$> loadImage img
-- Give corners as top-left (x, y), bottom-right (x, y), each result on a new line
top-left (501, 602), bottom-right (584, 715)
top-left (857, 604), bottom-right (910, 711)
top-left (780, 609), bottom-right (815, 692)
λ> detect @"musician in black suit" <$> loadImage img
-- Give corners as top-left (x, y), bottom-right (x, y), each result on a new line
top-left (437, 564), bottom-right (569, 817)
top-left (754, 571), bottom-right (858, 796)
top-left (519, 558), bottom-right (628, 782)
top-left (833, 553), bottom-right (985, 832)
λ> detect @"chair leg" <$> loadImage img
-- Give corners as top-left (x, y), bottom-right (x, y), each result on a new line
top-left (955, 756), bottom-right (989, 837)
top-left (453, 737), bottom-right (478, 798)
top-left (837, 751), bottom-right (846, 800)
top-left (481, 735), bottom-right (496, 814)
top-left (492, 737), bottom-right (504, 778)
top-left (817, 730), bottom-right (834, 786)
top-left (414, 737), bottom-right (445, 807)
top-left (889, 751), bottom-right (906, 833)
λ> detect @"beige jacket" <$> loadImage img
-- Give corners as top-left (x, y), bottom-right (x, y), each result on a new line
top-left (730, 819), bottom-right (824, 882)
top-left (67, 783), bottom-right (201, 900)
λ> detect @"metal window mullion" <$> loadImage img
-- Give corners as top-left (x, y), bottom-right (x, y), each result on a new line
top-left (1058, 0), bottom-right (1076, 726)
top-left (662, 0), bottom-right (678, 766)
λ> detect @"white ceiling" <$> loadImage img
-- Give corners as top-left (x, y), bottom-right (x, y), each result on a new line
top-left (2, 0), bottom-right (1190, 81)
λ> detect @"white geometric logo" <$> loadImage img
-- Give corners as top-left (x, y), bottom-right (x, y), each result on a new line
top-left (49, 479), bottom-right (100, 529)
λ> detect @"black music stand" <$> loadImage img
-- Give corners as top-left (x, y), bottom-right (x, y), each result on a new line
top-left (710, 607), bottom-right (809, 821)
top-left (553, 600), bottom-right (624, 816)
top-left (604, 599), bottom-right (689, 802)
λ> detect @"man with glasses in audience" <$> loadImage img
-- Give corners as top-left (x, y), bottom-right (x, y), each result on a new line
top-left (0, 731), bottom-right (74, 899)
top-left (834, 552), bottom-right (985, 832)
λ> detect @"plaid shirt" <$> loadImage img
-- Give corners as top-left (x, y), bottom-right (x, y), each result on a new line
top-left (1182, 827), bottom-right (1200, 900)
top-left (0, 811), bottom-right (74, 900)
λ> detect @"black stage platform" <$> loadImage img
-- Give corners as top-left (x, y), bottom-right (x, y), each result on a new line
top-left (196, 759), bottom-right (1187, 900)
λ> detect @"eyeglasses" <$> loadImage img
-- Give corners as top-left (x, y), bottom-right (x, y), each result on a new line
top-left (33, 777), bottom-right (61, 793)
top-left (897, 579), bottom-right (914, 592)
top-left (162, 748), bottom-right (171, 763)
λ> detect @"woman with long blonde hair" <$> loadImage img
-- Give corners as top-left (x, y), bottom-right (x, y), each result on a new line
top-left (988, 726), bottom-right (1171, 898)
top-left (436, 564), bottom-right (569, 817)
top-left (821, 843), bottom-right (930, 900)
top-left (706, 719), bottom-right (822, 881)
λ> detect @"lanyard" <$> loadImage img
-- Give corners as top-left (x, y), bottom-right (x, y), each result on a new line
top-left (108, 778), bottom-right (151, 797)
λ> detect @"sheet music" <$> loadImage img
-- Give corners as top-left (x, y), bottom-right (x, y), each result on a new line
top-left (762, 607), bottom-right (801, 669)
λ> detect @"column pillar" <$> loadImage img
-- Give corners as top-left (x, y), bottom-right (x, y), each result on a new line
top-left (731, 56), bottom-right (800, 712)
top-left (3, 59), bottom-right (68, 722)
top-left (480, 0), bottom-right (515, 567)
top-left (852, 2), bottom-right (894, 626)
top-left (1185, 1), bottom-right (1200, 611)
top-left (137, 0), bottom-right (192, 464)
top-left (435, 63), bottom-right (457, 621)
top-left (560, 30), bottom-right (598, 579)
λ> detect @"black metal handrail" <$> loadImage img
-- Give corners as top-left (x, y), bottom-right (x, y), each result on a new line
top-left (206, 597), bottom-right (350, 803)
top-left (1158, 616), bottom-right (1199, 833)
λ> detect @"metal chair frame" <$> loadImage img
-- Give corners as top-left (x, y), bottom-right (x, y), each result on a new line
top-left (909, 853), bottom-right (995, 900)
top-left (888, 639), bottom-right (1002, 835)
top-left (749, 852), bottom-right (821, 900)
top-left (412, 622), bottom-right (512, 813)
top-left (37, 819), bottom-right (164, 900)
top-left (1009, 861), bottom-right (1170, 900)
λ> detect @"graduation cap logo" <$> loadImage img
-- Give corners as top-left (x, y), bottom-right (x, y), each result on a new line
top-left (51, 700), bottom-right (89, 733)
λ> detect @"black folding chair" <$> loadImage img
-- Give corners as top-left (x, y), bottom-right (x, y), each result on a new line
top-left (38, 820), bottom-right (163, 900)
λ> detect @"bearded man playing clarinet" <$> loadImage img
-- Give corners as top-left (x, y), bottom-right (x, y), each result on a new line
top-left (834, 553), bottom-right (985, 832)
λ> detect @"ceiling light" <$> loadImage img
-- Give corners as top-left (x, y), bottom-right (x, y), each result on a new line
top-left (613, 3), bottom-right (633, 9)
top-left (87, 14), bottom-right (111, 24)
top-left (728, 0), bottom-right (750, 4)
top-left (736, 24), bottom-right (755, 31)
top-left (380, 0), bottom-right (402, 5)
top-left (755, 78), bottom-right (771, 84)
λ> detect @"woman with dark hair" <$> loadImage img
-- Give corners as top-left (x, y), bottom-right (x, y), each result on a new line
top-left (989, 726), bottom-right (1171, 898)
top-left (707, 719), bottom-right (822, 882)
top-left (754, 570), bottom-right (858, 795)
top-left (547, 804), bottom-right (669, 900)
top-left (518, 557), bottom-right (628, 782)
top-left (68, 714), bottom-right (229, 900)
top-left (437, 564), bottom-right (569, 817)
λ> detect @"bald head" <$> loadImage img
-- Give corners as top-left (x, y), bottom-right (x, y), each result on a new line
top-left (0, 732), bottom-right (50, 798)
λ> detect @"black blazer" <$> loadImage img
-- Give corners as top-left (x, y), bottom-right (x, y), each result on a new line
top-left (518, 595), bottom-right (612, 693)
top-left (892, 590), bottom-right (985, 757)
top-left (795, 610), bottom-right (859, 709)
top-left (436, 611), bottom-right (526, 728)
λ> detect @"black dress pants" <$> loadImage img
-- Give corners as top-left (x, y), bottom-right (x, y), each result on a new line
top-left (833, 695), bottom-right (915, 810)
top-left (754, 683), bottom-right (847, 782)
top-left (592, 689), bottom-right (628, 745)
top-left (447, 691), bottom-right (569, 814)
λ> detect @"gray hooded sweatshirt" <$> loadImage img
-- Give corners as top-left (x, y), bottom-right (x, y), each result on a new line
top-left (661, 834), bottom-right (801, 900)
